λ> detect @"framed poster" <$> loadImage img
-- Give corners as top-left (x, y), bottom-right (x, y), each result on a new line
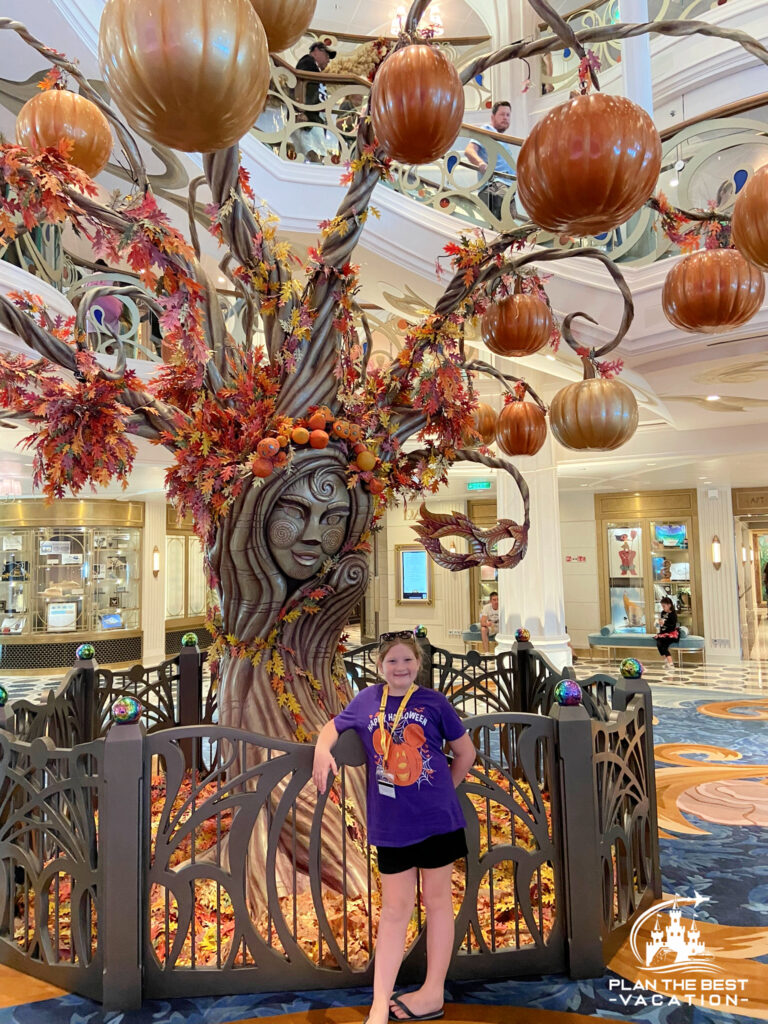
top-left (609, 585), bottom-right (646, 633)
top-left (395, 545), bottom-right (432, 605)
top-left (607, 526), bottom-right (643, 578)
top-left (47, 601), bottom-right (77, 632)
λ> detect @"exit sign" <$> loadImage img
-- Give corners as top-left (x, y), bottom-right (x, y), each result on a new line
top-left (467, 481), bottom-right (492, 491)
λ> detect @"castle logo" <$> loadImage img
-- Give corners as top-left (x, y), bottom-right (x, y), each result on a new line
top-left (630, 892), bottom-right (719, 975)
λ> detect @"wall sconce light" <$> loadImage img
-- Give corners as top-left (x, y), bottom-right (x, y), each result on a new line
top-left (152, 545), bottom-right (160, 578)
top-left (750, 547), bottom-right (755, 563)
top-left (711, 535), bottom-right (722, 571)
top-left (742, 546), bottom-right (748, 564)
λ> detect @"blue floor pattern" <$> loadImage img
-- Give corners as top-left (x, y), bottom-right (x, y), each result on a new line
top-left (1, 685), bottom-right (767, 1023)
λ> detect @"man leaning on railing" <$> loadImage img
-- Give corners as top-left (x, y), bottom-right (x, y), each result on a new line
top-left (463, 101), bottom-right (516, 220)
top-left (294, 41), bottom-right (337, 162)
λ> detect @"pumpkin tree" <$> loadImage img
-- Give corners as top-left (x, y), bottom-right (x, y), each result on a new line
top-left (0, 0), bottom-right (766, 910)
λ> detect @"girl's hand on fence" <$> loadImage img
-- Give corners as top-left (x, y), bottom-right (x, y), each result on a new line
top-left (312, 749), bottom-right (338, 792)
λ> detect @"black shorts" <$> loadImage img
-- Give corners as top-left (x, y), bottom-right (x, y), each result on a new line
top-left (376, 828), bottom-right (468, 875)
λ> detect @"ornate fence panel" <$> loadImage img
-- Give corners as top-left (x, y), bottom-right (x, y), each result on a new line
top-left (0, 731), bottom-right (104, 999)
top-left (141, 711), bottom-right (565, 998)
top-left (592, 680), bottom-right (661, 943)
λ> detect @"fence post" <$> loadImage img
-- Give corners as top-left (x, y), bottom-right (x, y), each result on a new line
top-left (71, 646), bottom-right (98, 742)
top-left (614, 676), bottom-right (662, 899)
top-left (514, 640), bottom-right (534, 712)
top-left (101, 714), bottom-right (144, 1010)
top-left (551, 701), bottom-right (604, 978)
top-left (178, 639), bottom-right (203, 768)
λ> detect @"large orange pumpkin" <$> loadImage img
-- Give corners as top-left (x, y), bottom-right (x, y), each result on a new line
top-left (732, 165), bottom-right (768, 271)
top-left (370, 44), bottom-right (464, 165)
top-left (517, 93), bottom-right (661, 236)
top-left (99, 0), bottom-right (269, 152)
top-left (471, 403), bottom-right (497, 445)
top-left (389, 741), bottom-right (423, 786)
top-left (495, 401), bottom-right (547, 457)
top-left (482, 293), bottom-right (552, 358)
top-left (662, 249), bottom-right (765, 334)
top-left (15, 90), bottom-right (113, 178)
top-left (549, 377), bottom-right (638, 451)
top-left (249, 0), bottom-right (316, 52)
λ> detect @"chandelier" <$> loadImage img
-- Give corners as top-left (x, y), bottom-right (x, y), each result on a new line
top-left (390, 3), bottom-right (444, 36)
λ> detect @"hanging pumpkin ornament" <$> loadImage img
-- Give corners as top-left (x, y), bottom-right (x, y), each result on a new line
top-left (471, 403), bottom-right (497, 445)
top-left (517, 93), bottom-right (662, 236)
top-left (495, 399), bottom-right (547, 457)
top-left (99, 0), bottom-right (269, 152)
top-left (370, 44), bottom-right (464, 165)
top-left (731, 165), bottom-right (768, 271)
top-left (249, 0), bottom-right (316, 52)
top-left (662, 249), bottom-right (765, 333)
top-left (549, 370), bottom-right (638, 451)
top-left (482, 289), bottom-right (553, 358)
top-left (15, 89), bottom-right (113, 178)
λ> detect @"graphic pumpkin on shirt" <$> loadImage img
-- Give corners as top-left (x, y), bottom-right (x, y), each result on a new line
top-left (370, 708), bottom-right (433, 787)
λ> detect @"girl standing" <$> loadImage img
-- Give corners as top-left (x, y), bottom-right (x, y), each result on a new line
top-left (313, 631), bottom-right (476, 1024)
top-left (655, 595), bottom-right (679, 671)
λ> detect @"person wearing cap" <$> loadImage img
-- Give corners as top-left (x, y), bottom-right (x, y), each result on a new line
top-left (294, 41), bottom-right (337, 161)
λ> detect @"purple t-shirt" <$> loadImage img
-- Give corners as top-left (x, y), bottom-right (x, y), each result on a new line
top-left (334, 684), bottom-right (467, 848)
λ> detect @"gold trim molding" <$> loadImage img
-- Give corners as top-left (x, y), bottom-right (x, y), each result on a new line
top-left (595, 489), bottom-right (697, 518)
top-left (166, 505), bottom-right (196, 532)
top-left (733, 488), bottom-right (768, 515)
top-left (0, 499), bottom-right (144, 529)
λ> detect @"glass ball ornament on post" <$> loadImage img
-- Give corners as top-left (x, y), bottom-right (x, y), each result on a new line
top-left (370, 44), bottom-right (464, 165)
top-left (111, 695), bottom-right (142, 723)
top-left (98, 0), bottom-right (270, 153)
top-left (414, 625), bottom-right (428, 639)
top-left (514, 627), bottom-right (530, 642)
top-left (15, 90), bottom-right (113, 178)
top-left (620, 657), bottom-right (644, 679)
top-left (181, 632), bottom-right (199, 648)
top-left (76, 642), bottom-right (96, 660)
top-left (0, 684), bottom-right (7, 707)
top-left (554, 678), bottom-right (582, 706)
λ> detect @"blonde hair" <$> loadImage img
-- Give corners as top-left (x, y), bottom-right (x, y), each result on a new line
top-left (377, 636), bottom-right (423, 668)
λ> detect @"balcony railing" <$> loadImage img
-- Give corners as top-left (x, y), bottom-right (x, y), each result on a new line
top-left (539, 0), bottom-right (729, 96)
top-left (252, 55), bottom-right (768, 266)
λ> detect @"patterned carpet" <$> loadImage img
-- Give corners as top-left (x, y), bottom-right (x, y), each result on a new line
top-left (0, 681), bottom-right (767, 1022)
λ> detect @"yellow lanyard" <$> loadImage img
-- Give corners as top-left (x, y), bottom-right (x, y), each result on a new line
top-left (378, 683), bottom-right (417, 766)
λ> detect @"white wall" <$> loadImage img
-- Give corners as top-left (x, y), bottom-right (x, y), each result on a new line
top-left (697, 486), bottom-right (742, 663)
top-left (380, 501), bottom-right (471, 652)
top-left (559, 490), bottom-right (601, 651)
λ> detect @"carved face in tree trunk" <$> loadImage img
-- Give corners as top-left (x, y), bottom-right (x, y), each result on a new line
top-left (267, 469), bottom-right (351, 581)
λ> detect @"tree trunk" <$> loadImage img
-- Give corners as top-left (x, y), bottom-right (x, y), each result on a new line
top-left (208, 447), bottom-right (373, 914)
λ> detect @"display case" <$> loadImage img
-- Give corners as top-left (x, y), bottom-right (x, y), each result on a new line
top-left (165, 507), bottom-right (210, 628)
top-left (596, 491), bottom-right (702, 639)
top-left (0, 500), bottom-right (144, 643)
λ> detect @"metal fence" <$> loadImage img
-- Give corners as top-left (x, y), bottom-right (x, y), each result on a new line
top-left (0, 642), bottom-right (660, 1009)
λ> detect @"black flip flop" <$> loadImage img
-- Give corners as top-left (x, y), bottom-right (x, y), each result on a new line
top-left (389, 994), bottom-right (445, 1022)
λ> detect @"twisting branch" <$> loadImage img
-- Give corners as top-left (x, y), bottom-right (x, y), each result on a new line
top-left (0, 18), bottom-right (148, 189)
top-left (459, 19), bottom-right (768, 84)
top-left (526, 0), bottom-right (597, 89)
top-left (462, 359), bottom-right (548, 413)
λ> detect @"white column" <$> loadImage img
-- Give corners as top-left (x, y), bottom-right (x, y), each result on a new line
top-left (141, 496), bottom-right (166, 665)
top-left (620, 0), bottom-right (654, 116)
top-left (495, 434), bottom-right (571, 669)
top-left (697, 486), bottom-right (742, 663)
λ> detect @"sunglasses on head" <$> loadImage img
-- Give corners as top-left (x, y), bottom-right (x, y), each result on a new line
top-left (379, 630), bottom-right (414, 643)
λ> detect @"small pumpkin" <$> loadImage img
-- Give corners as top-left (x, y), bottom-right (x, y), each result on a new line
top-left (250, 456), bottom-right (274, 478)
top-left (662, 249), bottom-right (765, 333)
top-left (482, 293), bottom-right (552, 358)
top-left (389, 741), bottom-right (423, 786)
top-left (291, 426), bottom-right (310, 445)
top-left (248, 0), bottom-right (316, 52)
top-left (732, 165), bottom-right (768, 271)
top-left (549, 377), bottom-right (638, 451)
top-left (517, 93), bottom-right (661, 236)
top-left (98, 0), bottom-right (269, 152)
top-left (495, 401), bottom-right (547, 457)
top-left (356, 450), bottom-right (377, 472)
top-left (471, 403), bottom-right (497, 446)
top-left (256, 437), bottom-right (280, 458)
top-left (370, 44), bottom-right (464, 165)
top-left (307, 410), bottom-right (328, 431)
top-left (16, 90), bottom-right (113, 178)
top-left (309, 429), bottom-right (329, 449)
